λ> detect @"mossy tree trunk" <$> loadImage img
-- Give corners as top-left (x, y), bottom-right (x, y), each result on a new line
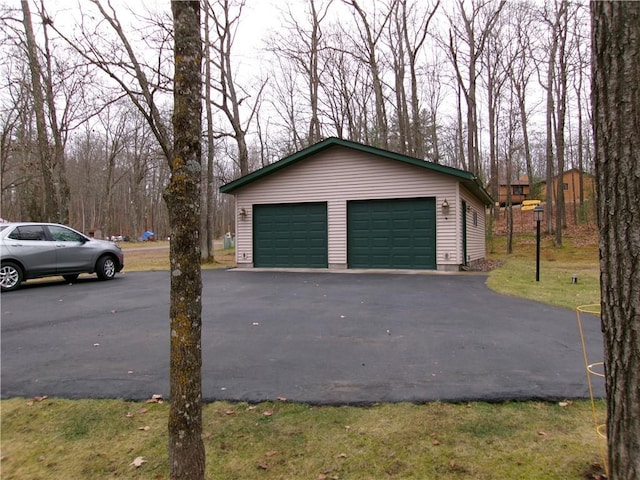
top-left (592, 2), bottom-right (640, 478)
top-left (167, 2), bottom-right (205, 479)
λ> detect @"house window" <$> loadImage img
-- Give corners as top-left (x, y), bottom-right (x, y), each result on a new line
top-left (563, 183), bottom-right (569, 190)
top-left (512, 185), bottom-right (523, 195)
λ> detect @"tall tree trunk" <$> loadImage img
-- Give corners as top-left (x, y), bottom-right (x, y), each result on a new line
top-left (467, 47), bottom-right (478, 175)
top-left (167, 2), bottom-right (205, 479)
top-left (515, 82), bottom-right (534, 201)
top-left (307, 0), bottom-right (322, 145)
top-left (202, 5), bottom-right (215, 262)
top-left (544, 29), bottom-right (557, 235)
top-left (575, 41), bottom-right (586, 211)
top-left (553, 2), bottom-right (568, 247)
top-left (40, 2), bottom-right (70, 224)
top-left (592, 2), bottom-right (640, 478)
top-left (21, 0), bottom-right (57, 221)
top-left (505, 105), bottom-right (514, 255)
top-left (456, 82), bottom-right (466, 170)
top-left (486, 50), bottom-right (499, 220)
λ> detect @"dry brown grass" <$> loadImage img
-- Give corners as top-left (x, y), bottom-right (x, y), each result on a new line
top-left (120, 241), bottom-right (236, 272)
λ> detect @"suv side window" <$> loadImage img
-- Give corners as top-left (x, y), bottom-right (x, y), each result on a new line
top-left (48, 225), bottom-right (84, 242)
top-left (8, 225), bottom-right (47, 241)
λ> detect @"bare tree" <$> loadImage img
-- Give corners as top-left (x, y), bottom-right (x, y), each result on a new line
top-left (445, 0), bottom-right (506, 176)
top-left (344, 0), bottom-right (396, 149)
top-left (508, 2), bottom-right (537, 203)
top-left (387, 0), bottom-right (409, 153)
top-left (592, 2), bottom-right (640, 478)
top-left (570, 4), bottom-right (591, 222)
top-left (0, 64), bottom-right (37, 221)
top-left (268, 55), bottom-right (307, 152)
top-left (202, 4), bottom-right (215, 262)
top-left (552, 0), bottom-right (569, 247)
top-left (54, 1), bottom-right (174, 160)
top-left (482, 13), bottom-right (511, 220)
top-left (268, 0), bottom-right (333, 147)
top-left (319, 25), bottom-right (370, 142)
top-left (206, 0), bottom-right (266, 176)
top-left (422, 59), bottom-right (445, 163)
top-left (398, 0), bottom-right (440, 158)
top-left (538, 0), bottom-right (567, 237)
top-left (20, 0), bottom-right (66, 222)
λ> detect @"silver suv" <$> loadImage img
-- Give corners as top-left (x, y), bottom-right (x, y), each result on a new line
top-left (0, 222), bottom-right (124, 292)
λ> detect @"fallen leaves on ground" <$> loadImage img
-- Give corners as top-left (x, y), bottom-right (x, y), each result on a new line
top-left (27, 396), bottom-right (48, 407)
top-left (130, 456), bottom-right (146, 468)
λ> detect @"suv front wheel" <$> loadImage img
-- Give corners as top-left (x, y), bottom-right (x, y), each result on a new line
top-left (96, 255), bottom-right (117, 280)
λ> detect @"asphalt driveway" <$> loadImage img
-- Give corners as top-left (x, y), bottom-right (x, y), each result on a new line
top-left (0, 270), bottom-right (604, 404)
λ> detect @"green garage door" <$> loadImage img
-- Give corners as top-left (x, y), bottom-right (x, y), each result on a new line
top-left (348, 198), bottom-right (436, 269)
top-left (253, 203), bottom-right (328, 268)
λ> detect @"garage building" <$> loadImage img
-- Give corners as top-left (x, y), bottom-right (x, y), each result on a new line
top-left (220, 138), bottom-right (492, 271)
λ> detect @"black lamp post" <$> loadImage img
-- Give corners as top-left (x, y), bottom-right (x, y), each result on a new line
top-left (534, 205), bottom-right (544, 282)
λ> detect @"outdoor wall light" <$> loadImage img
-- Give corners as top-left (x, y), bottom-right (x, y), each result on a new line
top-left (239, 207), bottom-right (247, 219)
top-left (441, 198), bottom-right (450, 212)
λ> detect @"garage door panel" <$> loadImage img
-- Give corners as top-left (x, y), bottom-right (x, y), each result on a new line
top-left (348, 198), bottom-right (436, 269)
top-left (254, 203), bottom-right (328, 268)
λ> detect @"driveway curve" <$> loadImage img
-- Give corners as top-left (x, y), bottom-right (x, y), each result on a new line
top-left (1, 270), bottom-right (604, 404)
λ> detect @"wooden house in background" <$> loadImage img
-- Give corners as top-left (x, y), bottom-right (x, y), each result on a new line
top-left (492, 176), bottom-right (531, 206)
top-left (539, 169), bottom-right (595, 204)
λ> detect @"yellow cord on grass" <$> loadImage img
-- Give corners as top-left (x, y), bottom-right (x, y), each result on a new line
top-left (576, 304), bottom-right (608, 478)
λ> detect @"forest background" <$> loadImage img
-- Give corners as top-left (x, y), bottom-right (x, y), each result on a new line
top-left (0, 0), bottom-right (592, 256)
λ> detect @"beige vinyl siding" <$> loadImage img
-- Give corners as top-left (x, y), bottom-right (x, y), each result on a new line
top-left (461, 186), bottom-right (486, 262)
top-left (435, 182), bottom-right (459, 267)
top-left (328, 200), bottom-right (347, 267)
top-left (234, 146), bottom-right (472, 268)
top-left (235, 208), bottom-right (252, 266)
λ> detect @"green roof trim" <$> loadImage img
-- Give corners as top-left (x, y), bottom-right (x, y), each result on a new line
top-left (219, 137), bottom-right (493, 205)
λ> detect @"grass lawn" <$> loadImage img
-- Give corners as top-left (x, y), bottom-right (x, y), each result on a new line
top-left (1, 398), bottom-right (606, 479)
top-left (487, 230), bottom-right (600, 311)
top-left (1, 233), bottom-right (607, 479)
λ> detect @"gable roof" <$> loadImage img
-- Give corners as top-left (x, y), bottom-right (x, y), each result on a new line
top-left (220, 137), bottom-right (493, 205)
